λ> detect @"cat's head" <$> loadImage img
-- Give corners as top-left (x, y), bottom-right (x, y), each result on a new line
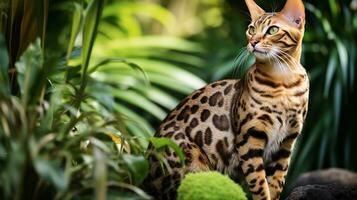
top-left (245, 0), bottom-right (305, 62)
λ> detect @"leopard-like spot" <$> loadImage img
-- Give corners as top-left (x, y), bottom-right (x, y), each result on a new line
top-left (185, 151), bottom-right (192, 162)
top-left (189, 118), bottom-right (199, 128)
top-left (204, 127), bottom-right (212, 145)
top-left (192, 91), bottom-right (203, 100)
top-left (163, 121), bottom-right (176, 130)
top-left (224, 84), bottom-right (233, 95)
top-left (174, 132), bottom-right (185, 140)
top-left (218, 98), bottom-right (224, 107)
top-left (194, 131), bottom-right (204, 147)
top-left (177, 105), bottom-right (190, 122)
top-left (219, 81), bottom-right (228, 86)
top-left (190, 105), bottom-right (199, 114)
top-left (185, 127), bottom-right (192, 137)
top-left (200, 96), bottom-right (208, 103)
top-left (165, 146), bottom-right (171, 156)
top-left (209, 91), bottom-right (223, 106)
top-left (211, 82), bottom-right (219, 88)
top-left (200, 109), bottom-right (211, 122)
top-left (179, 143), bottom-right (186, 149)
top-left (168, 160), bottom-right (181, 168)
top-left (164, 131), bottom-right (175, 138)
top-left (212, 114), bottom-right (230, 131)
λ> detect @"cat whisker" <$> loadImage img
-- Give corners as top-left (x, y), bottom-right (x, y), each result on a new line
top-left (271, 51), bottom-right (292, 73)
top-left (271, 51), bottom-right (297, 73)
top-left (275, 49), bottom-right (300, 67)
top-left (232, 47), bottom-right (250, 78)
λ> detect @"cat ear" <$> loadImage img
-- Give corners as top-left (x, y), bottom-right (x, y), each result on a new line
top-left (281, 0), bottom-right (305, 28)
top-left (245, 0), bottom-right (265, 21)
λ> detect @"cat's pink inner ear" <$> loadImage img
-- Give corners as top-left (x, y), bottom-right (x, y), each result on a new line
top-left (281, 0), bottom-right (305, 28)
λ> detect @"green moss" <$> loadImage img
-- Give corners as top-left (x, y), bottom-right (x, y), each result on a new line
top-left (177, 171), bottom-right (247, 200)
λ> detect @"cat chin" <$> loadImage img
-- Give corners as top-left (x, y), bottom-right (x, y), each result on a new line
top-left (253, 52), bottom-right (271, 62)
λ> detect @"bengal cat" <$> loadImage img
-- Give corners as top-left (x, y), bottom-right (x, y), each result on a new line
top-left (145, 0), bottom-right (309, 199)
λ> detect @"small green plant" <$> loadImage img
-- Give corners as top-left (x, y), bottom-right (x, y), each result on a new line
top-left (177, 172), bottom-right (247, 200)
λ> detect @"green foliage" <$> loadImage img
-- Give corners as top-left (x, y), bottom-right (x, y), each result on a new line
top-left (287, 0), bottom-right (357, 187)
top-left (148, 137), bottom-right (186, 166)
top-left (0, 34), bottom-right (9, 95)
top-left (90, 0), bottom-right (206, 148)
top-left (177, 172), bottom-right (247, 200)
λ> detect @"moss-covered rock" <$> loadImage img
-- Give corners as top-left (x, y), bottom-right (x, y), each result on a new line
top-left (177, 171), bottom-right (247, 200)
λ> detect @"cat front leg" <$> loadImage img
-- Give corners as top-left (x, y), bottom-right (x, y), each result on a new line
top-left (237, 127), bottom-right (271, 200)
top-left (266, 132), bottom-right (298, 200)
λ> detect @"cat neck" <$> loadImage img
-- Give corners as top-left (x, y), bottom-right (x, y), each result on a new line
top-left (251, 57), bottom-right (306, 85)
top-left (254, 48), bottom-right (304, 79)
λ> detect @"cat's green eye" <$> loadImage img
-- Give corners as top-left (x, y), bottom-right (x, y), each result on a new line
top-left (267, 26), bottom-right (279, 35)
top-left (248, 26), bottom-right (256, 35)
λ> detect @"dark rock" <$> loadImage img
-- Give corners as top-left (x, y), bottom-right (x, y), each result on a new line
top-left (293, 168), bottom-right (357, 188)
top-left (285, 184), bottom-right (357, 200)
top-left (286, 168), bottom-right (357, 200)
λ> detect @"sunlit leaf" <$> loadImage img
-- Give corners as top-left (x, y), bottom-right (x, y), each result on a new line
top-left (66, 2), bottom-right (82, 61)
top-left (112, 90), bottom-right (166, 120)
top-left (323, 50), bottom-right (337, 97)
top-left (148, 137), bottom-right (185, 166)
top-left (335, 39), bottom-right (348, 86)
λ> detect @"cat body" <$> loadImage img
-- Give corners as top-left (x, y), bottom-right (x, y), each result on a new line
top-left (145, 0), bottom-right (308, 200)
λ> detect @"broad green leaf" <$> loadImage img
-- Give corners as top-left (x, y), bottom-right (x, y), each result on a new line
top-left (66, 2), bottom-right (82, 61)
top-left (335, 39), bottom-right (348, 86)
top-left (114, 104), bottom-right (154, 136)
top-left (15, 39), bottom-right (44, 106)
top-left (89, 58), bottom-right (149, 84)
top-left (128, 59), bottom-right (206, 89)
top-left (148, 137), bottom-right (185, 166)
top-left (94, 36), bottom-right (203, 54)
top-left (148, 73), bottom-right (196, 94)
top-left (133, 85), bottom-right (179, 109)
top-left (112, 90), bottom-right (166, 120)
top-left (122, 154), bottom-right (149, 185)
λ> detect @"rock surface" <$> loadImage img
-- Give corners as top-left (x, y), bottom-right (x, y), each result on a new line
top-left (293, 168), bottom-right (357, 188)
top-left (286, 184), bottom-right (357, 200)
top-left (286, 168), bottom-right (357, 200)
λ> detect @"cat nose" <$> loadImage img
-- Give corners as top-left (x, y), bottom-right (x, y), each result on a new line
top-left (250, 40), bottom-right (259, 47)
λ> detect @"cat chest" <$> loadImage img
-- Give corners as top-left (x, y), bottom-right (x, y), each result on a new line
top-left (260, 102), bottom-right (303, 162)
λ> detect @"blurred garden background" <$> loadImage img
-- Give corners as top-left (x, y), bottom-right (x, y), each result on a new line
top-left (0, 0), bottom-right (357, 199)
